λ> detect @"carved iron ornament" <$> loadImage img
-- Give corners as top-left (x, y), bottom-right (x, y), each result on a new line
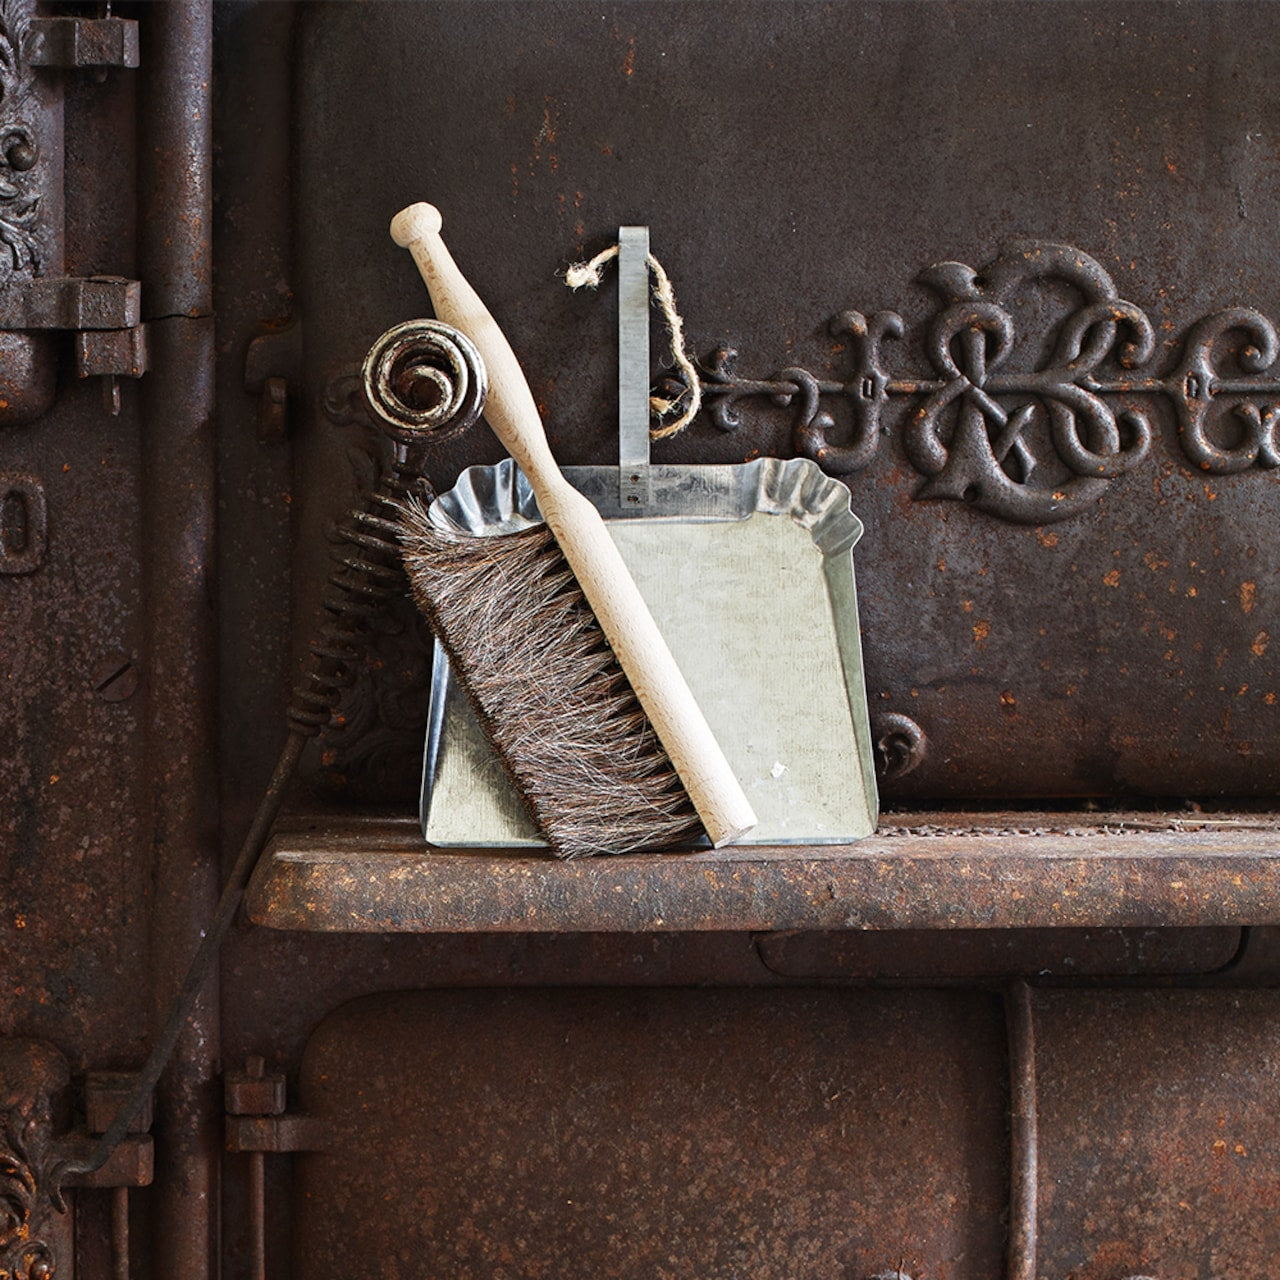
top-left (679, 241), bottom-right (1280, 523)
top-left (0, 1041), bottom-right (67, 1280)
top-left (0, 0), bottom-right (40, 283)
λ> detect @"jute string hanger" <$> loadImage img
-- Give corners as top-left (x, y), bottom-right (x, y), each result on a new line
top-left (565, 242), bottom-right (701, 440)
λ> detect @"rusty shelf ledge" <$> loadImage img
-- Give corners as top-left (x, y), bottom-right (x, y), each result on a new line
top-left (241, 811), bottom-right (1280, 934)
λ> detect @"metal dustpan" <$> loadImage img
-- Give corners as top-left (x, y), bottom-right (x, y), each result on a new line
top-left (420, 228), bottom-right (879, 848)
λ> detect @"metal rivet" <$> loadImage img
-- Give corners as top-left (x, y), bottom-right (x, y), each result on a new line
top-left (6, 139), bottom-right (35, 171)
top-left (92, 653), bottom-right (138, 703)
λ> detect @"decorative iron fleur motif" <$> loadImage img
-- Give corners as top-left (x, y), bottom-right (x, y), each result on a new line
top-left (684, 240), bottom-right (1280, 523)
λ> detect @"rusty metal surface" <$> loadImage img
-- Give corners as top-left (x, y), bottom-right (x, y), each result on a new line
top-left (0, 1039), bottom-right (70, 1280)
top-left (295, 988), bottom-right (1009, 1280)
top-left (4, 2), bottom-right (1279, 1277)
top-left (1005, 982), bottom-right (1038, 1280)
top-left (245, 811), bottom-right (1280, 933)
top-left (756, 926), bottom-right (1244, 981)
top-left (30, 16), bottom-right (140, 70)
top-left (139, 0), bottom-right (212, 321)
top-left (1036, 989), bottom-right (1280, 1279)
top-left (0, 13), bottom-right (148, 1073)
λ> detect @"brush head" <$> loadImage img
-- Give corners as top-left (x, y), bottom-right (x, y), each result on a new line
top-left (400, 502), bottom-right (705, 857)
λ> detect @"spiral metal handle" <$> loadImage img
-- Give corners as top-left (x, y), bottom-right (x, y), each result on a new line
top-left (288, 319), bottom-right (488, 734)
top-left (361, 317), bottom-right (487, 447)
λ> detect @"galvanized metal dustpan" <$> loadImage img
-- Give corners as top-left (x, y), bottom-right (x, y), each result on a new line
top-left (420, 228), bottom-right (879, 848)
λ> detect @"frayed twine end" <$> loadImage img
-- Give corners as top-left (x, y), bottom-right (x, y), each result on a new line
top-left (564, 244), bottom-right (620, 291)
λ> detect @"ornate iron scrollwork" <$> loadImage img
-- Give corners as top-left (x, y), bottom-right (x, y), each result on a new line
top-left (0, 1040), bottom-right (67, 1280)
top-left (685, 239), bottom-right (1280, 522)
top-left (1172, 308), bottom-right (1280, 473)
top-left (0, 0), bottom-right (41, 284)
top-left (902, 243), bottom-right (1153, 522)
top-left (698, 310), bottom-right (898, 478)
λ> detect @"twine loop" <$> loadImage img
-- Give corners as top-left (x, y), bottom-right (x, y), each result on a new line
top-left (565, 243), bottom-right (701, 440)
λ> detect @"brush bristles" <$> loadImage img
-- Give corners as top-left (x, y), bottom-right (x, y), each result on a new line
top-left (400, 503), bottom-right (705, 857)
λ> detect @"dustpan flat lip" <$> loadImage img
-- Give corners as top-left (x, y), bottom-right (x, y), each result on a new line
top-left (433, 456), bottom-right (864, 558)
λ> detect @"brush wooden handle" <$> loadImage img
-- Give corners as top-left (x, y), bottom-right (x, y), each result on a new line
top-left (391, 201), bottom-right (757, 848)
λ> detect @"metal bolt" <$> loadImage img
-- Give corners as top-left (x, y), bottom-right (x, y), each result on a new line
top-left (225, 1054), bottom-right (286, 1117)
top-left (92, 653), bottom-right (137, 702)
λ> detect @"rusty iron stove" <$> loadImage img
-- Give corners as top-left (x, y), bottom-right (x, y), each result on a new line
top-left (1, 3), bottom-right (1280, 1279)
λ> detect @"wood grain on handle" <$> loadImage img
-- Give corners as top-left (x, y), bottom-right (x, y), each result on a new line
top-left (390, 202), bottom-right (757, 848)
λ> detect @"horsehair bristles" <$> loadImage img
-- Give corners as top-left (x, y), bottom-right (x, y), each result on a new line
top-left (399, 499), bottom-right (704, 857)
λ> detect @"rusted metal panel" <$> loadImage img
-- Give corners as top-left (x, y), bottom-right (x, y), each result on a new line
top-left (287, 0), bottom-right (1280, 806)
top-left (0, 28), bottom-right (149, 1076)
top-left (756, 926), bottom-right (1244, 981)
top-left (0, 1040), bottom-right (72, 1280)
top-left (1036, 990), bottom-right (1280, 1279)
top-left (295, 988), bottom-right (1009, 1280)
top-left (3, 1), bottom-right (1276, 1276)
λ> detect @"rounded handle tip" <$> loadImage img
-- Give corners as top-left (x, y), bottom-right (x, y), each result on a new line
top-left (391, 202), bottom-right (443, 248)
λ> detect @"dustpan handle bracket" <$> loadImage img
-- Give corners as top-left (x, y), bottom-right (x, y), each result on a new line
top-left (618, 225), bottom-right (652, 508)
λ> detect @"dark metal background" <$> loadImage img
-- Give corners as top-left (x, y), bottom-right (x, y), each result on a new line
top-left (0, 3), bottom-right (1278, 1279)
top-left (289, 0), bottom-right (1279, 806)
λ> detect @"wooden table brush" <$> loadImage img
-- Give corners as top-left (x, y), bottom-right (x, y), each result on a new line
top-left (391, 201), bottom-right (757, 854)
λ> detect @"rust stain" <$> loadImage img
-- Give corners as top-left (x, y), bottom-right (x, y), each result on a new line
top-left (539, 102), bottom-right (558, 146)
top-left (1103, 569), bottom-right (1122, 588)
top-left (1240, 581), bottom-right (1257, 613)
top-left (972, 619), bottom-right (991, 644)
top-left (622, 34), bottom-right (636, 76)
top-left (1036, 530), bottom-right (1059, 548)
top-left (1252, 631), bottom-right (1270, 657)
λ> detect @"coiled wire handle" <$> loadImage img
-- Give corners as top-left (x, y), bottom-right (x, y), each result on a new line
top-left (51, 321), bottom-right (485, 1192)
top-left (290, 320), bottom-right (486, 734)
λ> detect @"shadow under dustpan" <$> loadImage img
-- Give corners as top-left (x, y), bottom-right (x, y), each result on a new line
top-left (420, 455), bottom-right (879, 849)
